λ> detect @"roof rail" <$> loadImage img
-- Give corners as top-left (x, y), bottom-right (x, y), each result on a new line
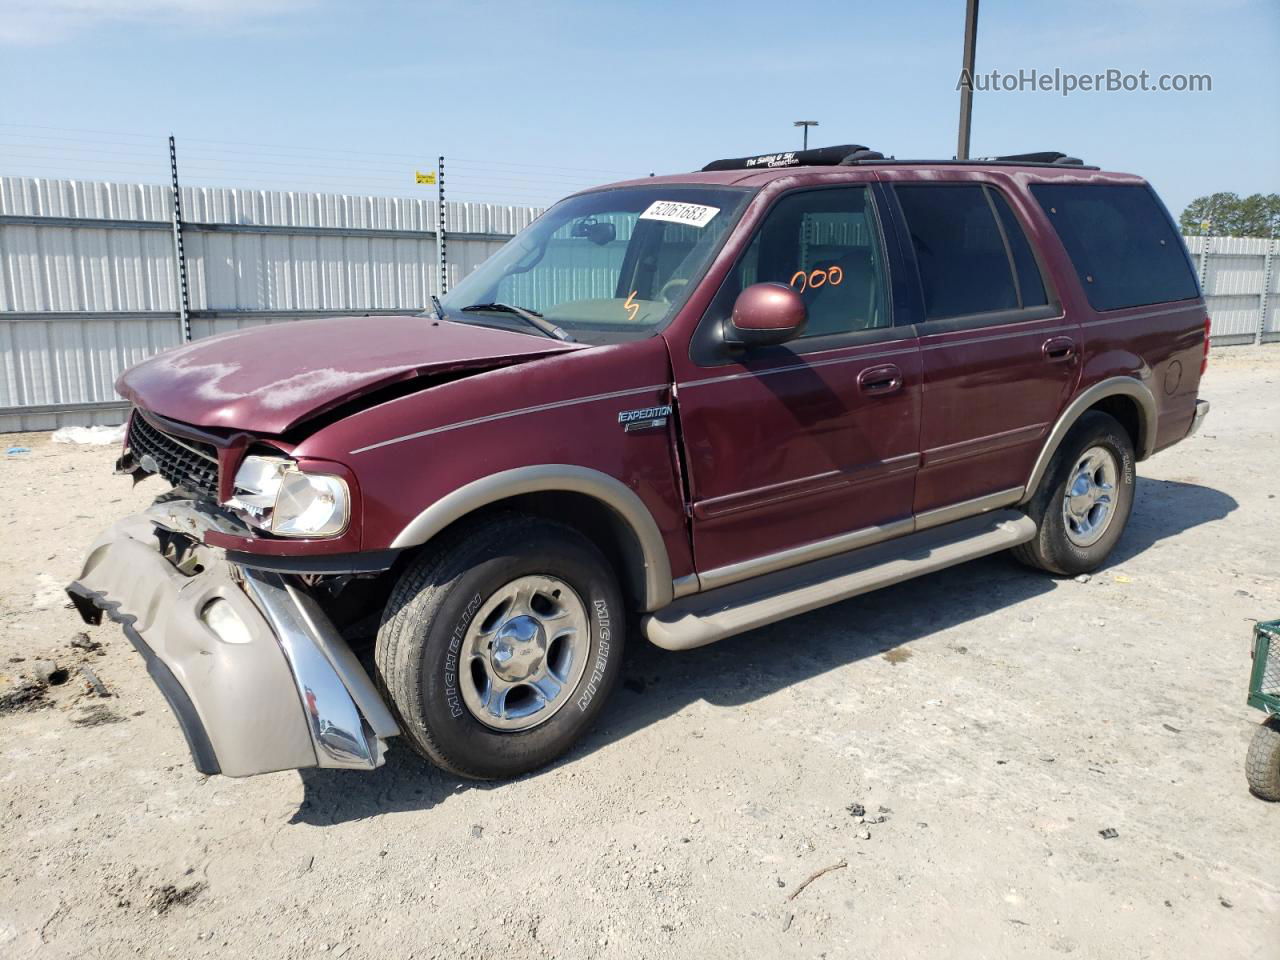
top-left (701, 144), bottom-right (874, 172)
top-left (843, 157), bottom-right (1100, 170)
top-left (701, 146), bottom-right (1095, 172)
top-left (979, 151), bottom-right (1085, 166)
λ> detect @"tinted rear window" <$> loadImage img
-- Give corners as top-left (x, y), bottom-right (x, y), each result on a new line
top-left (896, 185), bottom-right (1019, 319)
top-left (1030, 184), bottom-right (1198, 311)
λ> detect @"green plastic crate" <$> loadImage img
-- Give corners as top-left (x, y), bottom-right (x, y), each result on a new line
top-left (1248, 619), bottom-right (1280, 714)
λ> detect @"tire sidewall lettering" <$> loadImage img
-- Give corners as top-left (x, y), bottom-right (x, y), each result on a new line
top-left (576, 598), bottom-right (612, 713)
top-left (444, 592), bottom-right (484, 719)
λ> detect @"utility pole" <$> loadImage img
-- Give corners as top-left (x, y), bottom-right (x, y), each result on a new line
top-left (956, 0), bottom-right (980, 160)
top-left (793, 120), bottom-right (819, 150)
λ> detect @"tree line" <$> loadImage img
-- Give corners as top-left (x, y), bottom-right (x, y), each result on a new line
top-left (1179, 193), bottom-right (1280, 238)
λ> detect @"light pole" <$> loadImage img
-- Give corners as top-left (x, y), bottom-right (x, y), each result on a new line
top-left (793, 120), bottom-right (819, 150)
top-left (956, 0), bottom-right (980, 159)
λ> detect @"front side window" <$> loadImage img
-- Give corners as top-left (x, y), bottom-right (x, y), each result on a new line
top-left (1030, 183), bottom-right (1198, 311)
top-left (728, 186), bottom-right (890, 337)
top-left (439, 186), bottom-right (750, 345)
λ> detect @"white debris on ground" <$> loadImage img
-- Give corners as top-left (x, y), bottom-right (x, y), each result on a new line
top-left (50, 424), bottom-right (126, 446)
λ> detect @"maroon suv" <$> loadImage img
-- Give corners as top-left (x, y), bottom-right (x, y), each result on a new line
top-left (68, 145), bottom-right (1211, 781)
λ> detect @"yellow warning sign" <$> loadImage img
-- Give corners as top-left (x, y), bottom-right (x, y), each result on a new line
top-left (415, 170), bottom-right (437, 185)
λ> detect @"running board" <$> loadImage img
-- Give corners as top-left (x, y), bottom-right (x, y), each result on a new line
top-left (644, 510), bottom-right (1037, 651)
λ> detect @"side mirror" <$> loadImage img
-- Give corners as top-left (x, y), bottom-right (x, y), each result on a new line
top-left (725, 282), bottom-right (807, 347)
top-left (570, 217), bottom-right (616, 246)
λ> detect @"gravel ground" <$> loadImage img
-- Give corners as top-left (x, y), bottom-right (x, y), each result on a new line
top-left (1, 348), bottom-right (1278, 960)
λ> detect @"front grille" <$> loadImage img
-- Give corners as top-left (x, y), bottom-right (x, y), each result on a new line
top-left (129, 413), bottom-right (220, 503)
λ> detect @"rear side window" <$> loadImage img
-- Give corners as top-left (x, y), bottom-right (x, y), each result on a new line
top-left (990, 191), bottom-right (1047, 308)
top-left (1030, 183), bottom-right (1198, 311)
top-left (895, 184), bottom-right (1048, 320)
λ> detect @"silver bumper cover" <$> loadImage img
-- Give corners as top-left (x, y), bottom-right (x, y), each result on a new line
top-left (67, 511), bottom-right (397, 778)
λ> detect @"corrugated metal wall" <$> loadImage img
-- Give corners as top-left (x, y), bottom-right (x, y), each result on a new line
top-left (0, 176), bottom-right (540, 431)
top-left (1186, 235), bottom-right (1280, 344)
top-left (2, 175), bottom-right (1277, 432)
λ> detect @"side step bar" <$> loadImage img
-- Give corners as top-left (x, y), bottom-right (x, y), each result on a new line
top-left (644, 510), bottom-right (1037, 651)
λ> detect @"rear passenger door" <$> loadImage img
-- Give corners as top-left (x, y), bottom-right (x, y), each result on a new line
top-left (887, 182), bottom-right (1079, 517)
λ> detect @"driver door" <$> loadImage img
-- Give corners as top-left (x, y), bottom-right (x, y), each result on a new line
top-left (672, 185), bottom-right (923, 582)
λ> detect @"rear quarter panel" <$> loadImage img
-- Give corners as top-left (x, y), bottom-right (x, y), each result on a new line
top-left (1006, 170), bottom-right (1207, 455)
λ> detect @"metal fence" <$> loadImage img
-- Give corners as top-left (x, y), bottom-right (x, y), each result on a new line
top-left (1186, 235), bottom-right (1280, 345)
top-left (2, 175), bottom-right (1277, 432)
top-left (0, 175), bottom-right (542, 431)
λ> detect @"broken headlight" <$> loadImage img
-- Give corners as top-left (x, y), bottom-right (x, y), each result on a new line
top-left (225, 455), bottom-right (350, 538)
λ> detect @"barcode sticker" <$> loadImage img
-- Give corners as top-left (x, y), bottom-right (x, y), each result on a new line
top-left (639, 201), bottom-right (720, 228)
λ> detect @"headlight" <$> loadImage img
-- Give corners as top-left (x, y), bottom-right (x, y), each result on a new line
top-left (226, 455), bottom-right (350, 538)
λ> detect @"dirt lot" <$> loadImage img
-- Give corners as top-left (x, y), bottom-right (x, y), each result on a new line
top-left (1, 348), bottom-right (1278, 960)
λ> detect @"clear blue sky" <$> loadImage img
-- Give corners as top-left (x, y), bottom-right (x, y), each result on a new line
top-left (1, 0), bottom-right (1276, 217)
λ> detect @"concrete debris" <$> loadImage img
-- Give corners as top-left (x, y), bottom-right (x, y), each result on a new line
top-left (70, 632), bottom-right (102, 653)
top-left (32, 660), bottom-right (69, 686)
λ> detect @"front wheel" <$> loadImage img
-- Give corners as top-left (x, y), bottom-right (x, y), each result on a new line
top-left (1013, 411), bottom-right (1136, 576)
top-left (375, 514), bottom-right (625, 779)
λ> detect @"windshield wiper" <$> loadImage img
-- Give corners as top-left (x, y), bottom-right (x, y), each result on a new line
top-left (459, 302), bottom-right (577, 343)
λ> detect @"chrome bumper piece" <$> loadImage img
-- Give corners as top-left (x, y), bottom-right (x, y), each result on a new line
top-left (67, 510), bottom-right (397, 778)
top-left (1187, 399), bottom-right (1210, 437)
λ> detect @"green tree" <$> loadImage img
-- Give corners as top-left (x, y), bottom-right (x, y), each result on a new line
top-left (1180, 192), bottom-right (1240, 236)
top-left (1180, 192), bottom-right (1280, 237)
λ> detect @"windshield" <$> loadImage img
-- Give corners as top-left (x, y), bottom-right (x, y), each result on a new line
top-left (437, 185), bottom-right (751, 345)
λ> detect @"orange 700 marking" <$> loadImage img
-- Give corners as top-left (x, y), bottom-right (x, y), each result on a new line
top-left (624, 290), bottom-right (639, 322)
top-left (789, 265), bottom-right (844, 292)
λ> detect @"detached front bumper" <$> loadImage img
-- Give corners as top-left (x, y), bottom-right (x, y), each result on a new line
top-left (67, 508), bottom-right (398, 778)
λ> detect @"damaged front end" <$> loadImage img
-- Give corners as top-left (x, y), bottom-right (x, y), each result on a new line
top-left (67, 497), bottom-right (398, 778)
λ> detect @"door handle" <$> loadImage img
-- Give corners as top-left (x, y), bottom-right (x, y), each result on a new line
top-left (857, 363), bottom-right (903, 396)
top-left (1042, 336), bottom-right (1076, 362)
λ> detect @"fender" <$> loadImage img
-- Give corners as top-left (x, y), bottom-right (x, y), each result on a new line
top-left (389, 464), bottom-right (675, 611)
top-left (1021, 376), bottom-right (1157, 504)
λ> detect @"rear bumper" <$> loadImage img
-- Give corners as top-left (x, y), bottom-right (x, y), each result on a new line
top-left (67, 510), bottom-right (398, 778)
top-left (1187, 399), bottom-right (1210, 437)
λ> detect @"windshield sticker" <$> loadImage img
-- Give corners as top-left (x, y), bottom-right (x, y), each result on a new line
top-left (640, 201), bottom-right (720, 229)
top-left (623, 291), bottom-right (640, 322)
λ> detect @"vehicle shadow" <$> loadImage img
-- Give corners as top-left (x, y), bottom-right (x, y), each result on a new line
top-left (293, 477), bottom-right (1235, 824)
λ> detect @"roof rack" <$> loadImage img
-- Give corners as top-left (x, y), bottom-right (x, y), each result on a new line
top-left (701, 144), bottom-right (882, 172)
top-left (979, 151), bottom-right (1085, 166)
top-left (845, 151), bottom-right (1093, 168)
top-left (702, 145), bottom-right (1095, 172)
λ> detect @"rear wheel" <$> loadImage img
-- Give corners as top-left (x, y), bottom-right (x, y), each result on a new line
top-left (375, 514), bottom-right (624, 780)
top-left (1246, 718), bottom-right (1280, 802)
top-left (1013, 411), bottom-right (1136, 576)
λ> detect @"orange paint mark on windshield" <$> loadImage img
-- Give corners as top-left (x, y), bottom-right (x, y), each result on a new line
top-left (624, 290), bottom-right (639, 322)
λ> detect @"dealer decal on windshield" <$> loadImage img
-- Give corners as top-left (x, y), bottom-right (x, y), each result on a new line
top-left (639, 201), bottom-right (720, 228)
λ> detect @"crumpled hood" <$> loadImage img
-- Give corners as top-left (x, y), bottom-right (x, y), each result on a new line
top-left (118, 314), bottom-right (580, 434)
